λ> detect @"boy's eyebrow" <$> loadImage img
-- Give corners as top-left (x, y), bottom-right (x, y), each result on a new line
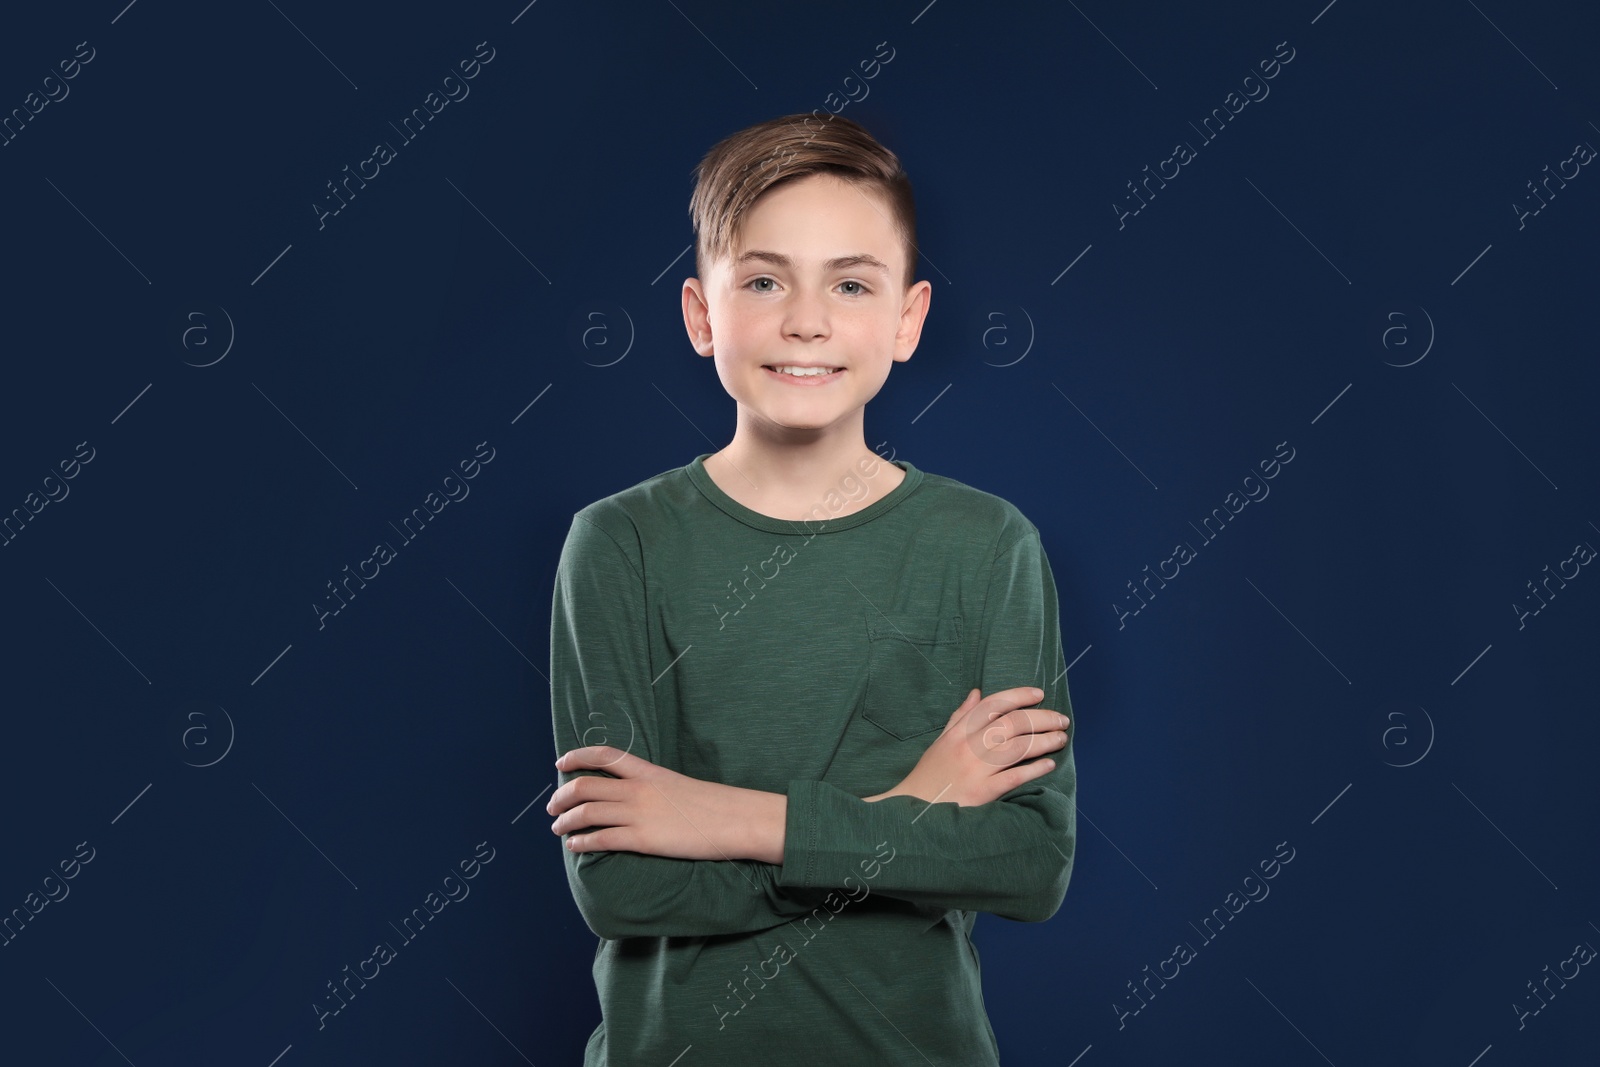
top-left (735, 249), bottom-right (892, 277)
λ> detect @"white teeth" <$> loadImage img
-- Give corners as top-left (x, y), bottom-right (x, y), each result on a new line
top-left (771, 365), bottom-right (838, 377)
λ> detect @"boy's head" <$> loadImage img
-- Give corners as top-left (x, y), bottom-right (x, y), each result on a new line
top-left (682, 114), bottom-right (932, 437)
top-left (688, 113), bottom-right (919, 293)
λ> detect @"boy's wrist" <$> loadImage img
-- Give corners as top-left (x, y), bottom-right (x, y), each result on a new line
top-left (735, 787), bottom-right (788, 865)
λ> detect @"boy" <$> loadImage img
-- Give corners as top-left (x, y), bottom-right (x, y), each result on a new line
top-left (546, 113), bottom-right (1077, 1065)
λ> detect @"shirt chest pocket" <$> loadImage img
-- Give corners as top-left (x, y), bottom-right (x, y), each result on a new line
top-left (861, 611), bottom-right (967, 740)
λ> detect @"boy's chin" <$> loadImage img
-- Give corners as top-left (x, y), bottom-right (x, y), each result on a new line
top-left (750, 406), bottom-right (863, 433)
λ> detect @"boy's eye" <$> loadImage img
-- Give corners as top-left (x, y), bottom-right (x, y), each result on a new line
top-left (743, 277), bottom-right (871, 296)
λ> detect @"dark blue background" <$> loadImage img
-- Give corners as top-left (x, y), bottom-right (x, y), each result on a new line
top-left (1, 1), bottom-right (1595, 1064)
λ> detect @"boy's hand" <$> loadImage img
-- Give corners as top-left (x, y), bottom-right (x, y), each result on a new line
top-left (548, 747), bottom-right (777, 861)
top-left (865, 687), bottom-right (1069, 807)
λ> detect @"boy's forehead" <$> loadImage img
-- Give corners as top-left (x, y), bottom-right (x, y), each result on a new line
top-left (720, 175), bottom-right (901, 277)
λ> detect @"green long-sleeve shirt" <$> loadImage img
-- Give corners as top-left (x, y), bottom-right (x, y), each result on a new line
top-left (549, 452), bottom-right (1078, 1065)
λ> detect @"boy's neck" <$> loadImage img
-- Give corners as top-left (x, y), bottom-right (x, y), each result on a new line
top-left (702, 438), bottom-right (903, 522)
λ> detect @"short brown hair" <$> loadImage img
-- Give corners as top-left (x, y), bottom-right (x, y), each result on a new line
top-left (688, 113), bottom-right (918, 292)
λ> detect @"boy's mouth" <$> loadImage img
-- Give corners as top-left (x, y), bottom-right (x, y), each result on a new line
top-left (762, 364), bottom-right (845, 378)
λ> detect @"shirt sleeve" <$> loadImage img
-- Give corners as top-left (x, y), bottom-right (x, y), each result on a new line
top-left (549, 512), bottom-right (839, 940)
top-left (775, 523), bottom-right (1078, 923)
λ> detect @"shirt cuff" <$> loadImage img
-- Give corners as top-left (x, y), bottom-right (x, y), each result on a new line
top-left (777, 778), bottom-right (889, 888)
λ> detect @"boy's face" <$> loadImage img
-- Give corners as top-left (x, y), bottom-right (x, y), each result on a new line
top-left (683, 172), bottom-right (931, 438)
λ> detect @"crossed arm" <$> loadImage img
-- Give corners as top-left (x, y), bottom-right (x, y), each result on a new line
top-left (546, 682), bottom-right (1069, 866)
top-left (544, 697), bottom-right (1074, 938)
top-left (547, 746), bottom-right (793, 864)
top-left (547, 513), bottom-right (1077, 939)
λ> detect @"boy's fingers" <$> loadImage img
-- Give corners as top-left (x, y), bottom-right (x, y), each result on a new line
top-left (549, 771), bottom-right (612, 815)
top-left (993, 708), bottom-right (1069, 736)
top-left (997, 756), bottom-right (1056, 793)
top-left (558, 745), bottom-right (633, 771)
top-left (968, 695), bottom-right (1066, 768)
top-left (972, 686), bottom-right (1039, 723)
top-left (557, 736), bottom-right (644, 772)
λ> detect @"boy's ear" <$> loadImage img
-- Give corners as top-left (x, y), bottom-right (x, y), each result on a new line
top-left (682, 277), bottom-right (715, 357)
top-left (893, 280), bottom-right (933, 362)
